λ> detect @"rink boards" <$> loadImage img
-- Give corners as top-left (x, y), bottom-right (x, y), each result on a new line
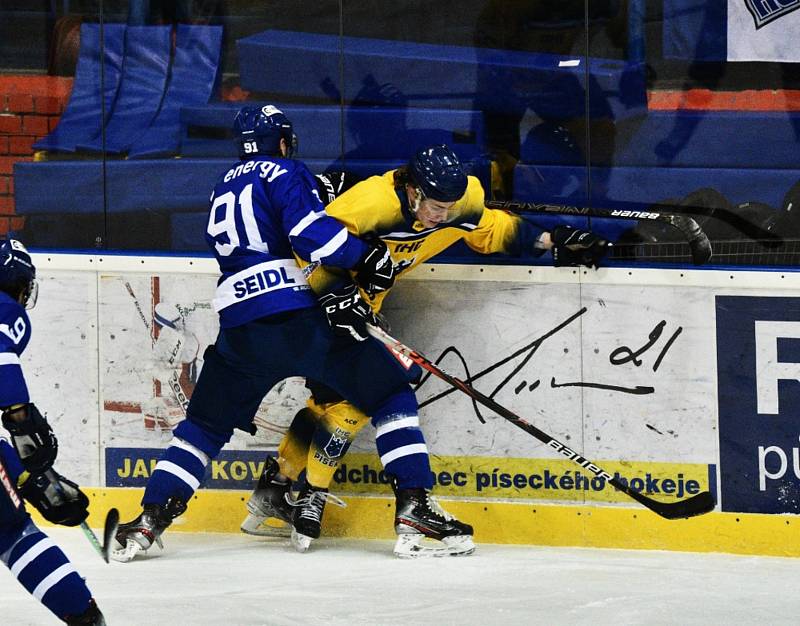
top-left (22, 254), bottom-right (800, 556)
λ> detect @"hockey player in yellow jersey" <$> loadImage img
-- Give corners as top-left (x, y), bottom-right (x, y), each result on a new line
top-left (242, 144), bottom-right (609, 557)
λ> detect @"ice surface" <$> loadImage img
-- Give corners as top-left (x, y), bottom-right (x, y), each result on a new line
top-left (2, 529), bottom-right (799, 625)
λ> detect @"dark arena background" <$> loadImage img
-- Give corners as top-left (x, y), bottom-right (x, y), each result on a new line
top-left (2, 2), bottom-right (800, 624)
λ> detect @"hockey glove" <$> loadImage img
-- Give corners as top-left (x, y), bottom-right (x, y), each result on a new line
top-left (319, 283), bottom-right (376, 342)
top-left (19, 469), bottom-right (90, 527)
top-left (354, 238), bottom-right (396, 298)
top-left (314, 170), bottom-right (362, 205)
top-left (550, 225), bottom-right (610, 269)
top-left (1, 403), bottom-right (58, 474)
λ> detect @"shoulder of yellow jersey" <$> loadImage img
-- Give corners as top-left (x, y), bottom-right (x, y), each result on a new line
top-left (325, 170), bottom-right (401, 235)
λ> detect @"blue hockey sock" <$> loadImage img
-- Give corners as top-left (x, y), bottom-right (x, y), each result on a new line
top-left (142, 418), bottom-right (230, 506)
top-left (372, 392), bottom-right (433, 490)
top-left (1, 520), bottom-right (92, 621)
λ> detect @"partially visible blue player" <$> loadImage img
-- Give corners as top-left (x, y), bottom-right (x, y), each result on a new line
top-left (0, 239), bottom-right (104, 625)
top-left (112, 104), bottom-right (421, 561)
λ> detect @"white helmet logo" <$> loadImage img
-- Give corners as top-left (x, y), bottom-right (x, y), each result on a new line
top-left (261, 105), bottom-right (283, 117)
top-left (9, 240), bottom-right (28, 253)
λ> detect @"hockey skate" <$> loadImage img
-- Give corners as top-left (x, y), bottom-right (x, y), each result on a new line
top-left (65, 599), bottom-right (105, 625)
top-left (393, 483), bottom-right (475, 558)
top-left (288, 482), bottom-right (345, 553)
top-left (110, 498), bottom-right (185, 562)
top-left (240, 456), bottom-right (294, 537)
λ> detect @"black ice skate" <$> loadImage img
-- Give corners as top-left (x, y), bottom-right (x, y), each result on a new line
top-left (289, 482), bottom-right (345, 553)
top-left (65, 598), bottom-right (105, 625)
top-left (240, 456), bottom-right (294, 537)
top-left (110, 497), bottom-right (186, 563)
top-left (392, 482), bottom-right (475, 558)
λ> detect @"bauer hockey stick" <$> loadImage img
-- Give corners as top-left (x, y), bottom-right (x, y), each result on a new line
top-left (486, 200), bottom-right (713, 265)
top-left (486, 199), bottom-right (781, 249)
top-left (367, 324), bottom-right (715, 520)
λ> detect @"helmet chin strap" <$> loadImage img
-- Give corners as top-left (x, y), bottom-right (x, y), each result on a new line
top-left (411, 186), bottom-right (425, 214)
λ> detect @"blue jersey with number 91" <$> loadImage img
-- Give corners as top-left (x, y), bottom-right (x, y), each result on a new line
top-left (205, 156), bottom-right (368, 328)
top-left (0, 291), bottom-right (31, 408)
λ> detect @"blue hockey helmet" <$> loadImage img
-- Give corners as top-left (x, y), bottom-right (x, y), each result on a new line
top-left (408, 144), bottom-right (467, 202)
top-left (0, 239), bottom-right (37, 309)
top-left (232, 105), bottom-right (298, 159)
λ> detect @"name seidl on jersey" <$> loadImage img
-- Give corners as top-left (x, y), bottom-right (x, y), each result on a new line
top-left (213, 259), bottom-right (310, 312)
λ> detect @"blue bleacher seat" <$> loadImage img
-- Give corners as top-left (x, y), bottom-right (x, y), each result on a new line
top-left (236, 30), bottom-right (646, 120)
top-left (179, 102), bottom-right (486, 162)
top-left (514, 164), bottom-right (800, 211)
top-left (33, 23), bottom-right (126, 153)
top-left (615, 111), bottom-right (800, 168)
top-left (78, 25), bottom-right (172, 154)
top-left (128, 25), bottom-right (223, 158)
top-left (520, 111), bottom-right (800, 169)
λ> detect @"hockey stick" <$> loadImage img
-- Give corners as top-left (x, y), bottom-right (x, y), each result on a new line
top-left (99, 508), bottom-right (120, 562)
top-left (486, 200), bottom-right (713, 265)
top-left (79, 508), bottom-right (120, 563)
top-left (367, 324), bottom-right (715, 520)
top-left (123, 280), bottom-right (154, 347)
top-left (487, 199), bottom-right (781, 249)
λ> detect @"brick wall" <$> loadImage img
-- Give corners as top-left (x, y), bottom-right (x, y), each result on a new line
top-left (0, 76), bottom-right (73, 236)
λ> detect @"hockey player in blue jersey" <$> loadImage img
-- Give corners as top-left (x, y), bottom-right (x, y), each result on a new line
top-left (242, 144), bottom-right (609, 556)
top-left (111, 104), bottom-right (440, 561)
top-left (0, 239), bottom-right (104, 624)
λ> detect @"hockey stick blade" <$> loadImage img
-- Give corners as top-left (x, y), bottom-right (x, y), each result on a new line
top-left (662, 214), bottom-right (712, 265)
top-left (78, 508), bottom-right (119, 563)
top-left (611, 480), bottom-right (715, 519)
top-left (368, 325), bottom-right (716, 520)
top-left (102, 508), bottom-right (120, 563)
top-left (642, 200), bottom-right (781, 247)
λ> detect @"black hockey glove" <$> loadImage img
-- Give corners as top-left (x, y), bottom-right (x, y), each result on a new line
top-left (19, 470), bottom-right (90, 527)
top-left (550, 225), bottom-right (610, 269)
top-left (319, 283), bottom-right (376, 342)
top-left (2, 403), bottom-right (58, 474)
top-left (314, 171), bottom-right (362, 205)
top-left (354, 238), bottom-right (396, 298)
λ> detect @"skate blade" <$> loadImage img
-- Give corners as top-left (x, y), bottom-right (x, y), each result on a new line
top-left (290, 529), bottom-right (313, 553)
top-left (109, 539), bottom-right (145, 563)
top-left (393, 534), bottom-right (476, 558)
top-left (240, 513), bottom-right (292, 538)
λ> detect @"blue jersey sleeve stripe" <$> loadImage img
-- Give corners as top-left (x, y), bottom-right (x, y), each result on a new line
top-left (0, 353), bottom-right (20, 365)
top-left (288, 210), bottom-right (326, 238)
top-left (309, 227), bottom-right (349, 263)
